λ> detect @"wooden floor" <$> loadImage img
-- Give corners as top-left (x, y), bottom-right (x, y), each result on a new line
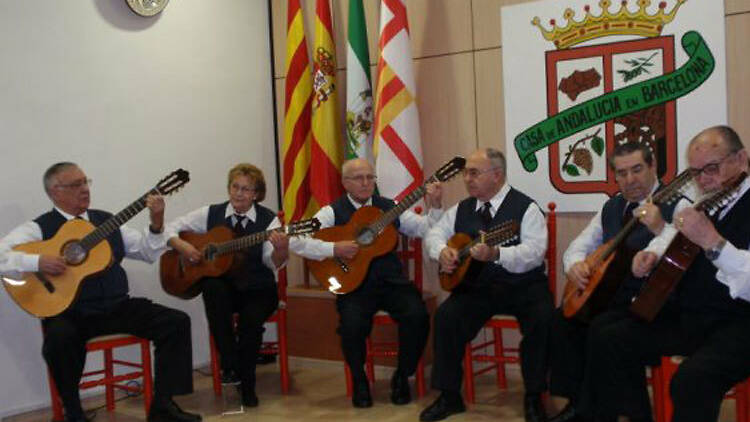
top-left (5, 359), bottom-right (741, 422)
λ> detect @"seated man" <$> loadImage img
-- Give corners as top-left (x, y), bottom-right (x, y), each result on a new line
top-left (165, 163), bottom-right (288, 407)
top-left (0, 162), bottom-right (199, 422)
top-left (291, 158), bottom-right (442, 408)
top-left (421, 148), bottom-right (553, 422)
top-left (589, 125), bottom-right (750, 422)
top-left (549, 142), bottom-right (685, 422)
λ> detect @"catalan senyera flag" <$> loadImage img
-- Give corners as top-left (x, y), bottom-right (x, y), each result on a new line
top-left (345, 0), bottom-right (374, 163)
top-left (373, 0), bottom-right (424, 202)
top-left (282, 0), bottom-right (314, 221)
top-left (310, 0), bottom-right (344, 207)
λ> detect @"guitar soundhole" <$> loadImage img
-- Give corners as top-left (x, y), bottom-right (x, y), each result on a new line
top-left (62, 241), bottom-right (88, 266)
top-left (356, 227), bottom-right (376, 246)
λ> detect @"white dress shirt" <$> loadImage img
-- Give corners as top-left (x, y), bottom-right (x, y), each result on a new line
top-left (0, 207), bottom-right (167, 280)
top-left (164, 202), bottom-right (280, 272)
top-left (643, 177), bottom-right (750, 302)
top-left (289, 194), bottom-right (444, 261)
top-left (425, 184), bottom-right (548, 274)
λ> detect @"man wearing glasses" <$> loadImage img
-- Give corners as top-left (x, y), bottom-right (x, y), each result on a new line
top-left (291, 158), bottom-right (443, 408)
top-left (165, 163), bottom-right (289, 408)
top-left (420, 148), bottom-right (553, 422)
top-left (0, 162), bottom-right (199, 422)
top-left (588, 126), bottom-right (750, 422)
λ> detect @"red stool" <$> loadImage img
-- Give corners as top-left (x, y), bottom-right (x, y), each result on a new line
top-left (48, 334), bottom-right (153, 421)
top-left (343, 232), bottom-right (427, 398)
top-left (462, 202), bottom-right (557, 403)
top-left (209, 267), bottom-right (291, 395)
top-left (651, 356), bottom-right (750, 422)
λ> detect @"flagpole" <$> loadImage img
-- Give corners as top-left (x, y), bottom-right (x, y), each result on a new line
top-left (267, 0), bottom-right (283, 209)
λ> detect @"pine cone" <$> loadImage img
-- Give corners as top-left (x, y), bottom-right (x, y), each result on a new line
top-left (572, 148), bottom-right (593, 174)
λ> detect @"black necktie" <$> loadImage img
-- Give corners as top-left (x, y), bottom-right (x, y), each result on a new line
top-left (479, 202), bottom-right (493, 226)
top-left (622, 202), bottom-right (638, 225)
top-left (232, 214), bottom-right (247, 233)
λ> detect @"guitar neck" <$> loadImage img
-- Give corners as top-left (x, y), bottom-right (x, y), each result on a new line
top-left (79, 188), bottom-right (159, 251)
top-left (457, 226), bottom-right (515, 260)
top-left (370, 176), bottom-right (435, 233)
top-left (212, 229), bottom-right (272, 257)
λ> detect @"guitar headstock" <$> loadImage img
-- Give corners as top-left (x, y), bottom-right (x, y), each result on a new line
top-left (431, 156), bottom-right (467, 183)
top-left (698, 171), bottom-right (748, 216)
top-left (653, 169), bottom-right (694, 205)
top-left (154, 169), bottom-right (190, 196)
top-left (285, 217), bottom-right (322, 236)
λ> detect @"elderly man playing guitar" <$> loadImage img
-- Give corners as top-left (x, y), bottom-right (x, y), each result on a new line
top-left (291, 158), bottom-right (444, 408)
top-left (0, 162), bottom-right (198, 422)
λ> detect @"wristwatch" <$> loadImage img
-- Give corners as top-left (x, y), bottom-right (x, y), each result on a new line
top-left (705, 238), bottom-right (727, 261)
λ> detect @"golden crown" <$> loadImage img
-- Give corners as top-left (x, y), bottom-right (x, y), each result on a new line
top-left (532, 0), bottom-right (686, 49)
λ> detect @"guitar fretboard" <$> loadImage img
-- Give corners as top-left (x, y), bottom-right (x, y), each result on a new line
top-left (368, 175), bottom-right (437, 234)
top-left (457, 222), bottom-right (517, 260)
top-left (211, 230), bottom-right (274, 257)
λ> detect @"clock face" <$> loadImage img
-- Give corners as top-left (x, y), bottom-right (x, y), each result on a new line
top-left (126, 0), bottom-right (169, 17)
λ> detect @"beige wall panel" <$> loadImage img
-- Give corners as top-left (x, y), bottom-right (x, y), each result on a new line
top-left (472, 0), bottom-right (531, 50)
top-left (474, 48), bottom-right (506, 152)
top-left (726, 0), bottom-right (750, 14)
top-left (413, 52), bottom-right (478, 207)
top-left (406, 0), bottom-right (473, 58)
top-left (727, 13), bottom-right (750, 147)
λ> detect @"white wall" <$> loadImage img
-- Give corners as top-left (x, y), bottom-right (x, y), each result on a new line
top-left (0, 0), bottom-right (276, 416)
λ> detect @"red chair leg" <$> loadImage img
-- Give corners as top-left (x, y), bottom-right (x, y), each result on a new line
top-left (416, 357), bottom-right (426, 398)
top-left (493, 327), bottom-right (508, 390)
top-left (104, 348), bottom-right (115, 411)
top-left (735, 381), bottom-right (749, 422)
top-left (650, 365), bottom-right (665, 422)
top-left (278, 310), bottom-right (290, 394)
top-left (48, 369), bottom-right (65, 422)
top-left (365, 337), bottom-right (375, 384)
top-left (463, 344), bottom-right (475, 404)
top-left (209, 335), bottom-right (222, 396)
top-left (344, 363), bottom-right (353, 397)
top-left (140, 339), bottom-right (153, 414)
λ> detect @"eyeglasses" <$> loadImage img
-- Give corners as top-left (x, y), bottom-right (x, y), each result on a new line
top-left (55, 178), bottom-right (92, 190)
top-left (687, 152), bottom-right (736, 178)
top-left (344, 174), bottom-right (377, 184)
top-left (230, 184), bottom-right (255, 194)
top-left (462, 167), bottom-right (500, 178)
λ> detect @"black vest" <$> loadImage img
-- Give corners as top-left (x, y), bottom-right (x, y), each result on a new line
top-left (601, 187), bottom-right (678, 301)
top-left (330, 195), bottom-right (407, 287)
top-left (206, 201), bottom-right (276, 290)
top-left (454, 188), bottom-right (547, 286)
top-left (35, 209), bottom-right (128, 314)
top-left (676, 187), bottom-right (750, 317)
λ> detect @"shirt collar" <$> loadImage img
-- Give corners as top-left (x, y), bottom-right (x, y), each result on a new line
top-left (55, 207), bottom-right (89, 221)
top-left (347, 194), bottom-right (372, 210)
top-left (474, 183), bottom-right (510, 214)
top-left (225, 202), bottom-right (256, 222)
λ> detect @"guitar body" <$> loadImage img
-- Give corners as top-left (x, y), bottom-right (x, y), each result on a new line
top-left (306, 206), bottom-right (399, 294)
top-left (4, 219), bottom-right (113, 318)
top-left (159, 226), bottom-right (235, 299)
top-left (629, 233), bottom-right (700, 321)
top-left (439, 233), bottom-right (482, 291)
top-left (562, 238), bottom-right (633, 322)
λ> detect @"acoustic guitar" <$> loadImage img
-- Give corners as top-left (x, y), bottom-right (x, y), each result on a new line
top-left (561, 169), bottom-right (694, 322)
top-left (3, 169), bottom-right (190, 317)
top-left (307, 156), bottom-right (466, 295)
top-left (439, 220), bottom-right (520, 291)
top-left (159, 217), bottom-right (321, 299)
top-left (629, 171), bottom-right (748, 322)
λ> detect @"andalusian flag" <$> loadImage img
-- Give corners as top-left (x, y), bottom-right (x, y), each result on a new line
top-left (374, 0), bottom-right (424, 201)
top-left (345, 0), bottom-right (374, 162)
top-left (310, 0), bottom-right (344, 207)
top-left (282, 0), bottom-right (314, 221)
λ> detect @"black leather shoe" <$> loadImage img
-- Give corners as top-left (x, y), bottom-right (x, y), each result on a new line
top-left (524, 393), bottom-right (547, 422)
top-left (241, 388), bottom-right (259, 407)
top-left (390, 371), bottom-right (411, 405)
top-left (419, 392), bottom-right (466, 421)
top-left (549, 403), bottom-right (587, 422)
top-left (148, 400), bottom-right (202, 422)
top-left (220, 369), bottom-right (240, 384)
top-left (352, 380), bottom-right (373, 408)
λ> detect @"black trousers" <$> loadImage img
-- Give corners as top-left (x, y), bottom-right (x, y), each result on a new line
top-left (42, 297), bottom-right (193, 419)
top-left (201, 278), bottom-right (278, 391)
top-left (584, 307), bottom-right (750, 422)
top-left (335, 279), bottom-right (429, 382)
top-left (430, 280), bottom-right (554, 394)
